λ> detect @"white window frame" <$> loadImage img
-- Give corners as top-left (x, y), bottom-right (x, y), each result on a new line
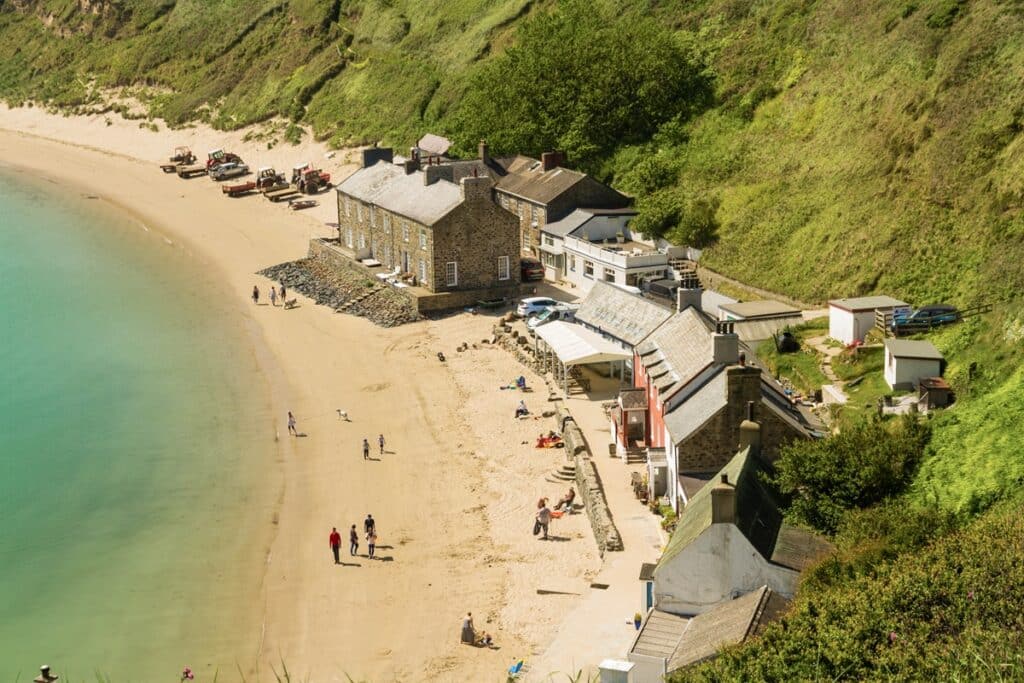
top-left (603, 267), bottom-right (616, 282)
top-left (344, 196), bottom-right (351, 217)
top-left (501, 195), bottom-right (509, 209)
top-left (402, 223), bottom-right (410, 242)
top-left (419, 229), bottom-right (427, 250)
top-left (358, 232), bottom-right (366, 250)
top-left (384, 244), bottom-right (392, 266)
top-left (523, 229), bottom-right (531, 250)
top-left (570, 255), bottom-right (576, 272)
top-left (346, 227), bottom-right (354, 248)
top-left (445, 261), bottom-right (458, 287)
top-left (584, 260), bottom-right (594, 279)
top-left (419, 258), bottom-right (428, 285)
top-left (384, 214), bottom-right (391, 233)
top-left (357, 203), bottom-right (363, 222)
top-left (517, 202), bottom-right (524, 219)
top-left (369, 205), bottom-right (376, 227)
top-left (498, 255), bottom-right (510, 281)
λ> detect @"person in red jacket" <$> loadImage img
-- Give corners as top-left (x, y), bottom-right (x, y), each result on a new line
top-left (329, 527), bottom-right (342, 564)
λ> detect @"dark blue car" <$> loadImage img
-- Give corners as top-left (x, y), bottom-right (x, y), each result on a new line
top-left (891, 304), bottom-right (959, 333)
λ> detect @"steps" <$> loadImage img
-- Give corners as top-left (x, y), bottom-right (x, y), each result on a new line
top-left (623, 449), bottom-right (647, 465)
top-left (545, 462), bottom-right (577, 483)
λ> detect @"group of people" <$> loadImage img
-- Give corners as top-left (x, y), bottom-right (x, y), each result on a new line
top-left (329, 514), bottom-right (379, 562)
top-left (362, 434), bottom-right (386, 459)
top-left (533, 488), bottom-right (575, 540)
top-left (460, 612), bottom-right (494, 648)
top-left (252, 282), bottom-right (287, 306)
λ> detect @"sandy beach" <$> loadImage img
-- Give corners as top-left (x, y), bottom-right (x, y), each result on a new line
top-left (0, 106), bottom-right (617, 681)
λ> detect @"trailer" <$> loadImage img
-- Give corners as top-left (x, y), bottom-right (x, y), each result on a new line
top-left (222, 181), bottom-right (256, 197)
top-left (177, 164), bottom-right (208, 178)
top-left (265, 186), bottom-right (302, 202)
top-left (288, 198), bottom-right (318, 210)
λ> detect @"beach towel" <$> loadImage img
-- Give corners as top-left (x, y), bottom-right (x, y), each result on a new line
top-left (551, 510), bottom-right (564, 519)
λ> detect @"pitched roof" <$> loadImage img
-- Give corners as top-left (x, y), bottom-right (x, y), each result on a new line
top-left (575, 281), bottom-right (673, 347)
top-left (631, 609), bottom-right (690, 660)
top-left (494, 155), bottom-right (588, 204)
top-left (663, 371), bottom-right (727, 445)
top-left (543, 209), bottom-right (594, 238)
top-left (667, 587), bottom-right (790, 671)
top-left (635, 307), bottom-right (716, 397)
top-left (656, 447), bottom-right (829, 573)
top-left (619, 387), bottom-right (648, 411)
top-left (335, 161), bottom-right (464, 226)
top-left (884, 339), bottom-right (944, 361)
top-left (829, 295), bottom-right (908, 312)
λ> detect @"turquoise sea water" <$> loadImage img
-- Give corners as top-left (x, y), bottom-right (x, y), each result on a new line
top-left (0, 172), bottom-right (278, 680)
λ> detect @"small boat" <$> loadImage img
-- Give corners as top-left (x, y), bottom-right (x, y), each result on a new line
top-left (289, 199), bottom-right (318, 210)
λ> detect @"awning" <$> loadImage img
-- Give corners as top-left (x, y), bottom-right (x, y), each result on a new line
top-left (535, 321), bottom-right (631, 366)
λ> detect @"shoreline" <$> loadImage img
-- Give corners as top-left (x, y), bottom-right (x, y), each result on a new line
top-left (0, 108), bottom-right (610, 680)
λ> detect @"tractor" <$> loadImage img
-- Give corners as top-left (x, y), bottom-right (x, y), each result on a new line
top-left (255, 167), bottom-right (287, 191)
top-left (169, 146), bottom-right (196, 164)
top-left (291, 163), bottom-right (331, 194)
top-left (207, 149), bottom-right (243, 171)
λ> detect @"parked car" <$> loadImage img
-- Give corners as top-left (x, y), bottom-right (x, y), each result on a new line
top-left (520, 257), bottom-right (545, 281)
top-left (891, 304), bottom-right (959, 332)
top-left (516, 296), bottom-right (559, 318)
top-left (210, 162), bottom-right (250, 181)
top-left (527, 304), bottom-right (579, 331)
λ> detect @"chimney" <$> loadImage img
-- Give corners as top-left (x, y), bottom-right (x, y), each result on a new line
top-left (676, 274), bottom-right (703, 312)
top-left (541, 151), bottom-right (562, 172)
top-left (478, 139), bottom-right (489, 163)
top-left (361, 147), bottom-right (393, 168)
top-left (423, 165), bottom-right (454, 186)
top-left (460, 175), bottom-right (493, 203)
top-left (738, 401), bottom-right (762, 456)
top-left (713, 321), bottom-right (739, 365)
top-left (711, 474), bottom-right (735, 524)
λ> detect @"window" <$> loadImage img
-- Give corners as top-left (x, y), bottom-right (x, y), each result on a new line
top-left (402, 223), bottom-right (410, 242)
top-left (369, 205), bottom-right (376, 227)
top-left (584, 260), bottom-right (594, 278)
top-left (569, 255), bottom-right (576, 272)
top-left (498, 256), bottom-right (510, 281)
top-left (531, 204), bottom-right (539, 221)
top-left (604, 267), bottom-right (615, 282)
top-left (346, 227), bottom-right (354, 248)
top-left (344, 197), bottom-right (351, 217)
top-left (543, 235), bottom-right (554, 247)
top-left (358, 232), bottom-right (366, 250)
top-left (517, 202), bottom-right (524, 219)
top-left (445, 261), bottom-right (458, 287)
top-left (523, 229), bottom-right (532, 250)
top-left (383, 214), bottom-right (391, 233)
top-left (356, 203), bottom-right (363, 222)
top-left (500, 195), bottom-right (509, 209)
top-left (419, 259), bottom-right (428, 285)
top-left (384, 244), bottom-right (392, 266)
top-left (419, 229), bottom-right (427, 250)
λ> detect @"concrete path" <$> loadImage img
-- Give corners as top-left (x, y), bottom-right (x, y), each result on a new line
top-left (527, 391), bottom-right (665, 682)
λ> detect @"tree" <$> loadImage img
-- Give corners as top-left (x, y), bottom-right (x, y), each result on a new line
top-left (448, 0), bottom-right (712, 172)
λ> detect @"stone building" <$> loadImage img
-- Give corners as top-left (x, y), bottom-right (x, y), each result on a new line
top-left (335, 148), bottom-right (520, 295)
top-left (488, 149), bottom-right (632, 257)
top-left (615, 306), bottom-right (817, 511)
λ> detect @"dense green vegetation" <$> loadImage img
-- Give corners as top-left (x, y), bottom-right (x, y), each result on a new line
top-left (6, 1), bottom-right (1024, 678)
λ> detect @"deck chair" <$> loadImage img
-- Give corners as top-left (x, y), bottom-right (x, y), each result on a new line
top-left (507, 660), bottom-right (526, 679)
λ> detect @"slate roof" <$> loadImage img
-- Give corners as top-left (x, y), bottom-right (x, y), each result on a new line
top-left (335, 161), bottom-right (464, 226)
top-left (635, 307), bottom-right (716, 398)
top-left (416, 133), bottom-right (452, 156)
top-left (719, 300), bottom-right (801, 320)
top-left (631, 609), bottom-right (690, 660)
top-left (655, 447), bottom-right (830, 573)
top-left (575, 281), bottom-right (672, 347)
top-left (494, 155), bottom-right (589, 204)
top-left (885, 339), bottom-right (944, 361)
top-left (829, 295), bottom-right (908, 312)
top-left (668, 587), bottom-right (790, 671)
top-left (619, 387), bottom-right (648, 411)
top-left (663, 371), bottom-right (727, 446)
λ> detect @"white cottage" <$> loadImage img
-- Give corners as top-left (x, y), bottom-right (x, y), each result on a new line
top-left (828, 295), bottom-right (909, 345)
top-left (884, 339), bottom-right (944, 390)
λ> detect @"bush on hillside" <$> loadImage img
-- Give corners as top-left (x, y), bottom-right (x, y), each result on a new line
top-left (771, 416), bottom-right (931, 534)
top-left (447, 0), bottom-right (712, 171)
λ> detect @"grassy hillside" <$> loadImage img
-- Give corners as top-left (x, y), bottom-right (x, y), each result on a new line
top-left (5, 1), bottom-right (1024, 676)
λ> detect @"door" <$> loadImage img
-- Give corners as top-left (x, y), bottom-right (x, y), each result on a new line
top-left (402, 250), bottom-right (410, 273)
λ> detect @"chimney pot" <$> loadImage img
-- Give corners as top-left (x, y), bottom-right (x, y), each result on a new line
top-left (720, 474), bottom-right (728, 484)
top-left (739, 351), bottom-right (746, 366)
top-left (478, 139), bottom-right (489, 163)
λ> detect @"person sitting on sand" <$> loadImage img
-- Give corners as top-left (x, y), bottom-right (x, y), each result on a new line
top-left (516, 375), bottom-right (527, 390)
top-left (554, 487), bottom-right (576, 512)
top-left (475, 631), bottom-right (494, 647)
top-left (515, 400), bottom-right (529, 419)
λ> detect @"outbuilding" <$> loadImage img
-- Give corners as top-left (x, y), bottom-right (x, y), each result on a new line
top-left (828, 295), bottom-right (908, 345)
top-left (884, 339), bottom-right (944, 390)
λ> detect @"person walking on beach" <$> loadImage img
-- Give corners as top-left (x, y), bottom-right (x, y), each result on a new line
top-left (280, 284), bottom-right (287, 301)
top-left (378, 433), bottom-right (385, 456)
top-left (364, 514), bottom-right (375, 535)
top-left (329, 527), bottom-right (342, 564)
top-left (252, 285), bottom-right (259, 305)
top-left (367, 529), bottom-right (377, 558)
top-left (536, 500), bottom-right (552, 540)
top-left (287, 411), bottom-right (298, 436)
top-left (363, 438), bottom-right (370, 460)
top-left (269, 286), bottom-right (278, 307)
top-left (349, 524), bottom-right (359, 556)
